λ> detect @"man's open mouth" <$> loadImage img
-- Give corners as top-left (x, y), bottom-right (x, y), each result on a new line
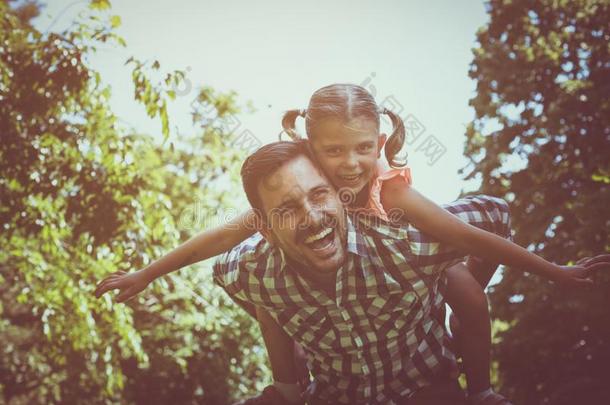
top-left (303, 227), bottom-right (336, 252)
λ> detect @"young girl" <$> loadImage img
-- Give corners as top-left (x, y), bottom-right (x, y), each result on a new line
top-left (94, 84), bottom-right (603, 405)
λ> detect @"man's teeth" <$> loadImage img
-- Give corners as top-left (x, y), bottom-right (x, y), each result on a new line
top-left (340, 174), bottom-right (361, 180)
top-left (304, 228), bottom-right (333, 244)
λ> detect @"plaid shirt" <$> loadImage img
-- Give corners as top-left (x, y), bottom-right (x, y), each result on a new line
top-left (213, 195), bottom-right (512, 404)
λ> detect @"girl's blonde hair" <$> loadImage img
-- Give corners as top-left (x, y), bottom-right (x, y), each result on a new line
top-left (281, 83), bottom-right (407, 167)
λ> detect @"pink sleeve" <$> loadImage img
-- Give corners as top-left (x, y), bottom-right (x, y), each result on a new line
top-left (366, 161), bottom-right (413, 222)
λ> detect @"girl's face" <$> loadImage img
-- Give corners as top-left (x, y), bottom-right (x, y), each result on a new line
top-left (310, 116), bottom-right (386, 200)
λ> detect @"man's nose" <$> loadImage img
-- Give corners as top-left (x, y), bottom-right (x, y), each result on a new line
top-left (301, 201), bottom-right (324, 228)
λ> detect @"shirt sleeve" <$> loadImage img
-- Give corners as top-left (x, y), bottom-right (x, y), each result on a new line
top-left (367, 160), bottom-right (413, 222)
top-left (213, 248), bottom-right (262, 318)
top-left (213, 233), bottom-right (283, 318)
top-left (212, 250), bottom-right (245, 298)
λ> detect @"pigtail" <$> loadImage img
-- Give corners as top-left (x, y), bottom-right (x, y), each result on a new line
top-left (381, 108), bottom-right (407, 168)
top-left (280, 109), bottom-right (306, 141)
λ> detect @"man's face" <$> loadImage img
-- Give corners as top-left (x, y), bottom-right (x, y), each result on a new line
top-left (257, 155), bottom-right (348, 275)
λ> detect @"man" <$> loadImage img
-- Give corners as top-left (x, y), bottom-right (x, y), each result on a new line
top-left (214, 140), bottom-right (512, 404)
top-left (215, 140), bottom-right (610, 404)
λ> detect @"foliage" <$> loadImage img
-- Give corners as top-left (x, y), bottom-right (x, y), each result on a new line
top-left (0, 1), bottom-right (269, 403)
top-left (463, 0), bottom-right (610, 403)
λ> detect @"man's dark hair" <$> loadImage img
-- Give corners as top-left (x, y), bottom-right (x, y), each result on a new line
top-left (240, 140), bottom-right (313, 214)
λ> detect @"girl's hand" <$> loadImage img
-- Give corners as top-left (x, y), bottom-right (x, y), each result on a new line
top-left (552, 254), bottom-right (610, 287)
top-left (94, 269), bottom-right (153, 303)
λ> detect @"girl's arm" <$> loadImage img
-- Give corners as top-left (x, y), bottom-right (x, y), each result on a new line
top-left (380, 179), bottom-right (602, 285)
top-left (94, 209), bottom-right (257, 302)
top-left (145, 209), bottom-right (257, 279)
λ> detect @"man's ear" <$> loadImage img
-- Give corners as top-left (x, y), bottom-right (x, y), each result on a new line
top-left (255, 212), bottom-right (275, 246)
top-left (377, 133), bottom-right (388, 158)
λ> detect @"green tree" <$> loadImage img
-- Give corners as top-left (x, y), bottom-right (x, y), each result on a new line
top-left (463, 0), bottom-right (610, 404)
top-left (1, 1), bottom-right (268, 403)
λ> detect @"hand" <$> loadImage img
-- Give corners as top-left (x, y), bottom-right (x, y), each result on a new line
top-left (94, 269), bottom-right (153, 303)
top-left (553, 254), bottom-right (610, 287)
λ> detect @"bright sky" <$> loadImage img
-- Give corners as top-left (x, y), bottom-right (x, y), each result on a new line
top-left (35, 0), bottom-right (489, 203)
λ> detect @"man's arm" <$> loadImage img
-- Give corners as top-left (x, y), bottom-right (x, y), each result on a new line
top-left (256, 306), bottom-right (298, 383)
top-left (256, 306), bottom-right (304, 404)
top-left (212, 238), bottom-right (304, 402)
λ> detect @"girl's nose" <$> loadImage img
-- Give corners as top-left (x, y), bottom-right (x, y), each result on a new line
top-left (342, 153), bottom-right (358, 169)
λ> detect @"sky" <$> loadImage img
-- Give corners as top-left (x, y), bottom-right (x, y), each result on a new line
top-left (34, 0), bottom-right (490, 204)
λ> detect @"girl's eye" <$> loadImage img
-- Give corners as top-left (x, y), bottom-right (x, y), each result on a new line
top-left (325, 147), bottom-right (341, 155)
top-left (358, 144), bottom-right (374, 153)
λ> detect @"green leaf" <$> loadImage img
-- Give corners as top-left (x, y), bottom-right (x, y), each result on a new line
top-left (110, 15), bottom-right (122, 28)
top-left (592, 173), bottom-right (610, 184)
top-left (90, 0), bottom-right (111, 11)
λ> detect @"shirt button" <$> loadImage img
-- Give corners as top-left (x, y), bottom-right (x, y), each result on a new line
top-left (364, 387), bottom-right (371, 397)
top-left (354, 336), bottom-right (363, 347)
top-left (341, 310), bottom-right (349, 321)
top-left (362, 365), bottom-right (369, 374)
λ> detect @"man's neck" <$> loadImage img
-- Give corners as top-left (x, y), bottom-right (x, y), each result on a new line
top-left (286, 259), bottom-right (338, 300)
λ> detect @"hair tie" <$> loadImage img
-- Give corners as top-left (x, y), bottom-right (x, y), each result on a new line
top-left (299, 109), bottom-right (307, 118)
top-left (379, 107), bottom-right (388, 115)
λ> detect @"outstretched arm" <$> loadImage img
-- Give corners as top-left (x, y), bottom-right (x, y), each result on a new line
top-left (94, 209), bottom-right (257, 302)
top-left (380, 179), bottom-right (608, 286)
